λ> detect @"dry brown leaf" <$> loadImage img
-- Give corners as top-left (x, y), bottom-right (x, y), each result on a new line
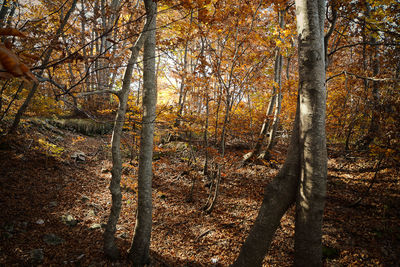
top-left (0, 43), bottom-right (37, 82)
top-left (0, 28), bottom-right (26, 38)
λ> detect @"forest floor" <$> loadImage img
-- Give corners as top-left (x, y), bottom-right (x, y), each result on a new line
top-left (0, 118), bottom-right (399, 266)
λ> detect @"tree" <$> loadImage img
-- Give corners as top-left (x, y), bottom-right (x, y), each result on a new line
top-left (128, 0), bottom-right (157, 265)
top-left (231, 0), bottom-right (327, 266)
top-left (8, 0), bottom-right (78, 134)
top-left (293, 0), bottom-right (327, 265)
top-left (242, 6), bottom-right (287, 163)
top-left (103, 2), bottom-right (151, 261)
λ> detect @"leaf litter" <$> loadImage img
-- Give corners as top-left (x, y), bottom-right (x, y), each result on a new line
top-left (0, 122), bottom-right (399, 266)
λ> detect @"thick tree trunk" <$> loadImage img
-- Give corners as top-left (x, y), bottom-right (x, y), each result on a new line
top-left (103, 15), bottom-right (150, 259)
top-left (232, 1), bottom-right (327, 266)
top-left (232, 104), bottom-right (301, 267)
top-left (293, 0), bottom-right (327, 266)
top-left (128, 0), bottom-right (157, 265)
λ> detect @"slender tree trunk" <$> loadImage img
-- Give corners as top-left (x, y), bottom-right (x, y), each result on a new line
top-left (203, 94), bottom-right (210, 175)
top-left (174, 10), bottom-right (193, 127)
top-left (220, 93), bottom-right (231, 156)
top-left (243, 9), bottom-right (285, 163)
top-left (0, 82), bottom-right (23, 123)
top-left (103, 11), bottom-right (150, 261)
top-left (128, 0), bottom-right (157, 265)
top-left (264, 10), bottom-right (285, 155)
top-left (213, 87), bottom-right (222, 144)
top-left (80, 0), bottom-right (91, 106)
top-left (294, 0), bottom-right (327, 266)
top-left (243, 94), bottom-right (274, 160)
top-left (97, 0), bottom-right (121, 108)
top-left (247, 93), bottom-right (254, 142)
top-left (365, 22), bottom-right (380, 147)
top-left (264, 93), bottom-right (281, 153)
top-left (358, 2), bottom-right (380, 149)
top-left (8, 0), bottom-right (78, 134)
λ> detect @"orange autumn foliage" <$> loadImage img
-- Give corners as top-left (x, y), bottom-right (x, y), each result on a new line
top-left (0, 28), bottom-right (37, 83)
top-left (0, 28), bottom-right (26, 38)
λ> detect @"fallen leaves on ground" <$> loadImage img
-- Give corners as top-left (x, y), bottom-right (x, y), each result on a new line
top-left (0, 122), bottom-right (399, 266)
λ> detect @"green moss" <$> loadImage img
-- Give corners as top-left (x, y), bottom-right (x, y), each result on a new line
top-left (48, 118), bottom-right (114, 136)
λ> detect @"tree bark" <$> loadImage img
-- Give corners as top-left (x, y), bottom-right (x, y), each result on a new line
top-left (264, 9), bottom-right (285, 155)
top-left (128, 0), bottom-right (157, 265)
top-left (293, 0), bottom-right (327, 266)
top-left (359, 2), bottom-right (380, 149)
top-left (243, 9), bottom-right (285, 163)
top-left (232, 104), bottom-right (301, 267)
top-left (97, 0), bottom-right (121, 100)
top-left (203, 94), bottom-right (210, 175)
top-left (103, 11), bottom-right (150, 259)
top-left (232, 1), bottom-right (327, 266)
top-left (174, 9), bottom-right (193, 127)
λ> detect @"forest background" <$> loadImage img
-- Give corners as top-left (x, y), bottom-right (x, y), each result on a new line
top-left (0, 0), bottom-right (399, 266)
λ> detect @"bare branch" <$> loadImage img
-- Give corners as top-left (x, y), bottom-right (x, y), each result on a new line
top-left (328, 41), bottom-right (399, 57)
top-left (326, 71), bottom-right (398, 83)
top-left (78, 89), bottom-right (121, 98)
top-left (36, 76), bottom-right (66, 90)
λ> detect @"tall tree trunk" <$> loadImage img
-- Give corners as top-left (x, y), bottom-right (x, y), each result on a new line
top-left (293, 0), bottom-right (327, 266)
top-left (96, 0), bottom-right (121, 108)
top-left (243, 9), bottom-right (285, 163)
top-left (220, 92), bottom-right (231, 156)
top-left (174, 10), bottom-right (193, 127)
top-left (263, 9), bottom-right (285, 155)
top-left (364, 1), bottom-right (380, 148)
top-left (213, 86), bottom-right (222, 144)
top-left (8, 0), bottom-right (78, 134)
top-left (128, 0), bottom-right (157, 265)
top-left (80, 0), bottom-right (91, 106)
top-left (203, 93), bottom-right (210, 175)
top-left (232, 1), bottom-right (327, 266)
top-left (358, 2), bottom-right (380, 149)
top-left (103, 13), bottom-right (150, 259)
